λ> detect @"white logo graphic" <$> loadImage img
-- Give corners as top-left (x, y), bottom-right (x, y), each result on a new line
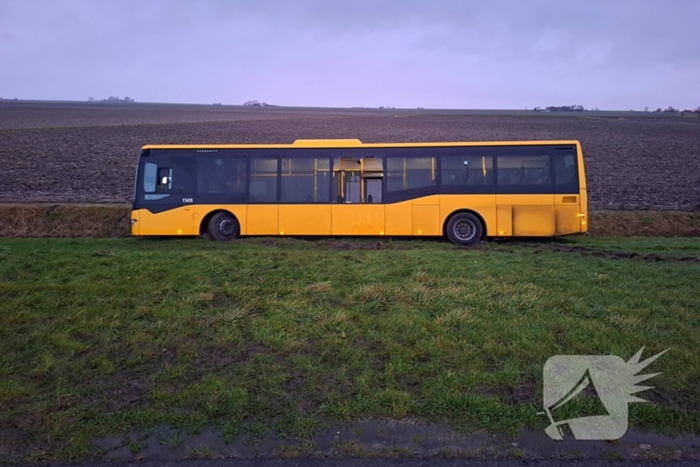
top-left (541, 347), bottom-right (668, 440)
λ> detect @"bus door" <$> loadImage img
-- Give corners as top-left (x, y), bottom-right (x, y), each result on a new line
top-left (331, 156), bottom-right (385, 235)
top-left (365, 178), bottom-right (382, 204)
top-left (135, 154), bottom-right (197, 236)
top-left (495, 154), bottom-right (555, 236)
top-left (341, 175), bottom-right (382, 204)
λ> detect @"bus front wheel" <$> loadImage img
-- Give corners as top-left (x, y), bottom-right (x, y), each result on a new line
top-left (207, 212), bottom-right (240, 242)
top-left (446, 213), bottom-right (483, 246)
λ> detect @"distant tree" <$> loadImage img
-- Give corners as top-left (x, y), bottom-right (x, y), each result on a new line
top-left (94, 96), bottom-right (136, 103)
top-left (663, 106), bottom-right (679, 113)
top-left (654, 108), bottom-right (662, 113)
top-left (545, 105), bottom-right (585, 112)
top-left (644, 106), bottom-right (649, 112)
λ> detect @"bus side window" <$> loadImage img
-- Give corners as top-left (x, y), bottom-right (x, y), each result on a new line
top-left (143, 163), bottom-right (157, 193)
top-left (249, 158), bottom-right (278, 202)
top-left (386, 157), bottom-right (436, 192)
top-left (497, 155), bottom-right (550, 185)
top-left (554, 154), bottom-right (576, 185)
top-left (156, 167), bottom-right (172, 193)
top-left (441, 155), bottom-right (493, 186)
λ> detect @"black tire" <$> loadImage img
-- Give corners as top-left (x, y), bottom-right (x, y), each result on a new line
top-left (446, 212), bottom-right (483, 246)
top-left (207, 212), bottom-right (240, 242)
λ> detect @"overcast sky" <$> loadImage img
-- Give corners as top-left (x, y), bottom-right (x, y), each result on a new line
top-left (1, 0), bottom-right (698, 110)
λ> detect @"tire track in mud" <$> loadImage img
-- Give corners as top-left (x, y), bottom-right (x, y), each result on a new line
top-left (501, 241), bottom-right (700, 263)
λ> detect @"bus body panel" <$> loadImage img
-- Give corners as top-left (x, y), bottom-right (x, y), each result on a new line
top-left (134, 196), bottom-right (584, 238)
top-left (331, 204), bottom-right (384, 235)
top-left (131, 209), bottom-right (140, 236)
top-left (412, 205), bottom-right (441, 236)
top-left (384, 202), bottom-right (412, 235)
top-left (496, 205), bottom-right (513, 236)
top-left (142, 140), bottom-right (582, 150)
top-left (134, 206), bottom-right (195, 236)
top-left (177, 193), bottom-right (584, 238)
top-left (411, 195), bottom-right (440, 236)
top-left (580, 188), bottom-right (588, 233)
top-left (554, 194), bottom-right (582, 234)
top-left (411, 195), bottom-right (439, 206)
top-left (280, 205), bottom-right (331, 235)
top-left (576, 143), bottom-right (587, 190)
top-left (496, 194), bottom-right (555, 236)
top-left (576, 142), bottom-right (588, 233)
top-left (246, 205), bottom-right (278, 235)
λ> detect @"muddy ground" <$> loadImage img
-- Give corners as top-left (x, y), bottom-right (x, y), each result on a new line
top-left (90, 421), bottom-right (700, 462)
top-left (1, 102), bottom-right (699, 210)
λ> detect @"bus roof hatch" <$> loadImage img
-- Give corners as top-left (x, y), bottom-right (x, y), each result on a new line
top-left (292, 139), bottom-right (363, 147)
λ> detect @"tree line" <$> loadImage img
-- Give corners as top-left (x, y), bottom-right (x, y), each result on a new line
top-left (87, 96), bottom-right (136, 103)
top-left (533, 105), bottom-right (700, 114)
top-left (532, 105), bottom-right (586, 112)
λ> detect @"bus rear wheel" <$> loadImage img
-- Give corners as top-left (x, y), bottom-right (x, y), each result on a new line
top-left (446, 213), bottom-right (483, 246)
top-left (207, 212), bottom-right (240, 242)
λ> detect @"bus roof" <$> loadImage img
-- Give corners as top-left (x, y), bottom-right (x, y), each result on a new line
top-left (141, 139), bottom-right (581, 150)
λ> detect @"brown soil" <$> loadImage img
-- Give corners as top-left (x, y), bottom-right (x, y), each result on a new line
top-left (0, 204), bottom-right (130, 238)
top-left (478, 380), bottom-right (538, 404)
top-left (588, 211), bottom-right (700, 236)
top-left (1, 102), bottom-right (699, 211)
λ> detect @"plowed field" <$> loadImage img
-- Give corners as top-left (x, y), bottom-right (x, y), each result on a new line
top-left (1, 102), bottom-right (699, 210)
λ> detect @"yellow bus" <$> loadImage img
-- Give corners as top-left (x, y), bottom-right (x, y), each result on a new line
top-left (131, 139), bottom-right (587, 245)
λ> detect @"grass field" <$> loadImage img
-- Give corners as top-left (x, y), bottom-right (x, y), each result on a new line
top-left (1, 236), bottom-right (699, 461)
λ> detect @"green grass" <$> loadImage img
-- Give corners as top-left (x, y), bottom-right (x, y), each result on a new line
top-left (0, 236), bottom-right (699, 461)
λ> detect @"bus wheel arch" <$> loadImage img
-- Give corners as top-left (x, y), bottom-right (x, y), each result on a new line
top-left (443, 210), bottom-right (486, 246)
top-left (201, 210), bottom-right (240, 241)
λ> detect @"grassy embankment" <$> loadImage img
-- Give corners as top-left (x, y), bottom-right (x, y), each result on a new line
top-left (1, 204), bottom-right (700, 238)
top-left (0, 236), bottom-right (699, 461)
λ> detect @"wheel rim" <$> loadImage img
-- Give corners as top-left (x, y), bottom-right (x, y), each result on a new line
top-left (453, 219), bottom-right (476, 241)
top-left (217, 218), bottom-right (237, 237)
